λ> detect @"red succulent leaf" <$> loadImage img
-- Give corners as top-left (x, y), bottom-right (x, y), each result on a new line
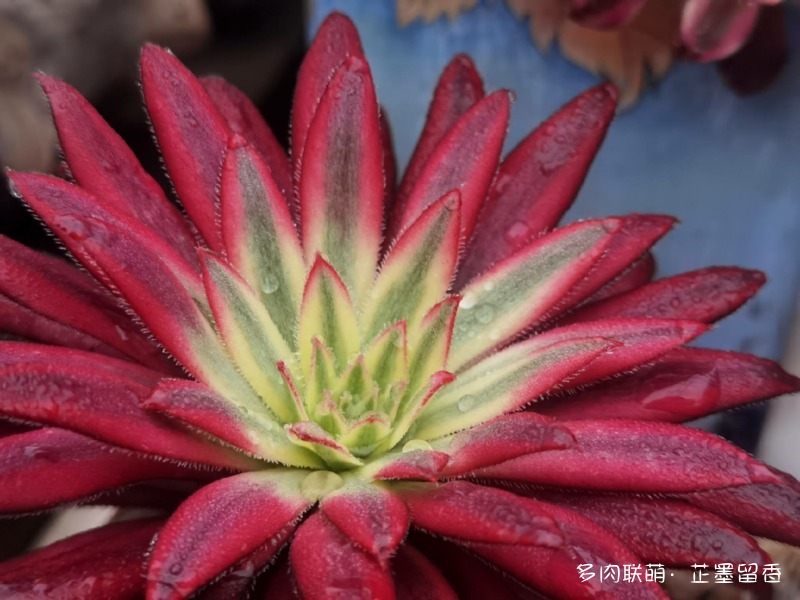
top-left (458, 83), bottom-right (618, 285)
top-left (537, 347), bottom-right (800, 422)
top-left (559, 214), bottom-right (676, 312)
top-left (684, 471), bottom-right (800, 547)
top-left (0, 292), bottom-right (136, 366)
top-left (364, 191), bottom-right (461, 339)
top-left (450, 219), bottom-right (619, 369)
top-left (292, 12), bottom-right (365, 180)
top-left (0, 518), bottom-right (163, 599)
top-left (584, 250), bottom-right (656, 303)
top-left (413, 535), bottom-right (536, 600)
top-left (475, 419), bottom-right (781, 493)
top-left (320, 481), bottom-right (410, 564)
top-left (0, 235), bottom-right (174, 372)
top-left (15, 203), bottom-right (259, 407)
top-left (463, 499), bottom-right (669, 599)
top-left (529, 318), bottom-right (708, 388)
top-left (441, 412), bottom-right (577, 476)
top-left (565, 266), bottom-right (765, 324)
top-left (402, 481), bottom-right (564, 547)
top-left (0, 428), bottom-right (197, 513)
top-left (289, 512), bottom-right (395, 600)
top-left (534, 490), bottom-right (770, 568)
top-left (0, 346), bottom-right (250, 469)
top-left (35, 73), bottom-right (200, 269)
top-left (393, 544), bottom-right (458, 600)
top-left (144, 379), bottom-right (295, 462)
top-left (147, 470), bottom-right (311, 600)
top-left (299, 54), bottom-right (384, 300)
top-left (389, 90), bottom-right (511, 246)
top-left (7, 173), bottom-right (203, 295)
top-left (379, 108), bottom-right (398, 214)
top-left (200, 76), bottom-right (293, 203)
top-left (218, 137), bottom-right (304, 346)
top-left (364, 449), bottom-right (451, 482)
top-left (0, 342), bottom-right (160, 384)
top-left (682, 0), bottom-right (760, 63)
top-left (393, 54), bottom-right (484, 220)
top-left (140, 44), bottom-right (230, 250)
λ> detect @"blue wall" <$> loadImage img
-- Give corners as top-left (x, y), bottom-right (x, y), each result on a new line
top-left (311, 1), bottom-right (800, 361)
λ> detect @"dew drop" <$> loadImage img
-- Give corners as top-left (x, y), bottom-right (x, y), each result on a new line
top-left (260, 273), bottom-right (280, 294)
top-left (402, 439), bottom-right (432, 453)
top-left (169, 563), bottom-right (183, 576)
top-left (457, 394), bottom-right (477, 412)
top-left (460, 293), bottom-right (477, 310)
top-left (475, 304), bottom-right (495, 324)
top-left (691, 534), bottom-right (707, 553)
top-left (504, 221), bottom-right (531, 249)
top-left (301, 470), bottom-right (343, 500)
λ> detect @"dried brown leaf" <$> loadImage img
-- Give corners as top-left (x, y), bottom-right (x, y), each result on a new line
top-left (396, 0), bottom-right (479, 27)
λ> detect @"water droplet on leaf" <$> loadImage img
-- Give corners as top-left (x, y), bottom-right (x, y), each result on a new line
top-left (460, 293), bottom-right (477, 310)
top-left (261, 273), bottom-right (280, 294)
top-left (402, 439), bottom-right (432, 453)
top-left (475, 304), bottom-right (495, 324)
top-left (504, 221), bottom-right (531, 249)
top-left (457, 395), bottom-right (477, 412)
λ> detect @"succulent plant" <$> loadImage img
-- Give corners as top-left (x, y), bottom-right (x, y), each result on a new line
top-left (0, 11), bottom-right (798, 600)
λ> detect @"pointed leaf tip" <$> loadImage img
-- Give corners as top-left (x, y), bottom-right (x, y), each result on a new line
top-left (456, 83), bottom-right (619, 285)
top-left (364, 190), bottom-right (462, 339)
top-left (292, 11), bottom-right (364, 180)
top-left (290, 512), bottom-right (394, 600)
top-left (391, 89), bottom-right (511, 246)
top-left (300, 53), bottom-right (383, 303)
top-left (393, 52), bottom-right (485, 218)
top-left (33, 72), bottom-right (199, 270)
top-left (140, 43), bottom-right (230, 250)
top-left (147, 470), bottom-right (310, 599)
top-left (201, 75), bottom-right (293, 201)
